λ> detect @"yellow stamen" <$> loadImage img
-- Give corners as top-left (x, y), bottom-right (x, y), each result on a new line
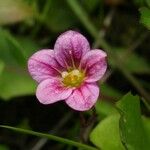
top-left (61, 69), bottom-right (85, 87)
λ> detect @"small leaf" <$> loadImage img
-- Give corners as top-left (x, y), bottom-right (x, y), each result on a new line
top-left (0, 0), bottom-right (34, 25)
top-left (117, 92), bottom-right (150, 150)
top-left (139, 7), bottom-right (150, 29)
top-left (90, 114), bottom-right (125, 150)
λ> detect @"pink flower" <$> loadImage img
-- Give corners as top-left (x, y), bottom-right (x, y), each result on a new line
top-left (28, 30), bottom-right (107, 111)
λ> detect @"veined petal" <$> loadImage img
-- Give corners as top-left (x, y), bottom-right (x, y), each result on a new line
top-left (54, 30), bottom-right (90, 68)
top-left (81, 49), bottom-right (107, 82)
top-left (36, 78), bottom-right (73, 104)
top-left (65, 83), bottom-right (99, 111)
top-left (28, 50), bottom-right (63, 83)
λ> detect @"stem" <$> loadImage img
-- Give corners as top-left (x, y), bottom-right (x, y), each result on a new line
top-left (0, 125), bottom-right (98, 150)
top-left (93, 8), bottom-right (116, 48)
top-left (32, 0), bottom-right (52, 36)
top-left (119, 64), bottom-right (150, 100)
top-left (31, 112), bottom-right (73, 150)
top-left (79, 107), bottom-right (97, 143)
top-left (66, 0), bottom-right (98, 39)
top-left (3, 29), bottom-right (26, 65)
top-left (99, 38), bottom-right (150, 102)
top-left (67, 0), bottom-right (150, 101)
top-left (141, 98), bottom-right (150, 112)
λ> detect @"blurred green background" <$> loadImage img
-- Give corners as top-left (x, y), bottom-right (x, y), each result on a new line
top-left (0, 0), bottom-right (150, 150)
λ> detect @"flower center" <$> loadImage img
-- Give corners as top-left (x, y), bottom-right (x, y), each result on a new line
top-left (61, 69), bottom-right (85, 87)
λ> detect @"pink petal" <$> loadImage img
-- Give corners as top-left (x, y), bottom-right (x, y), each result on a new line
top-left (36, 78), bottom-right (73, 104)
top-left (54, 30), bottom-right (90, 68)
top-left (81, 49), bottom-right (107, 82)
top-left (28, 50), bottom-right (63, 83)
top-left (65, 83), bottom-right (99, 111)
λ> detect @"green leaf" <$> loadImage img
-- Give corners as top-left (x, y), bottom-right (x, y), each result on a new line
top-left (41, 1), bottom-right (77, 32)
top-left (0, 125), bottom-right (98, 150)
top-left (96, 83), bottom-right (122, 119)
top-left (0, 68), bottom-right (36, 100)
top-left (16, 37), bottom-right (40, 58)
top-left (101, 83), bottom-right (122, 99)
top-left (139, 7), bottom-right (150, 29)
top-left (0, 60), bottom-right (4, 75)
top-left (142, 116), bottom-right (150, 143)
top-left (117, 93), bottom-right (150, 150)
top-left (95, 101), bottom-right (118, 119)
top-left (0, 28), bottom-right (26, 66)
top-left (90, 114), bottom-right (125, 150)
top-left (0, 0), bottom-right (34, 25)
top-left (0, 28), bottom-right (40, 100)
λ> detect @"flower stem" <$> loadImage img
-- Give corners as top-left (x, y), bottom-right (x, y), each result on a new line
top-left (79, 107), bottom-right (97, 143)
top-left (0, 125), bottom-right (98, 150)
top-left (66, 0), bottom-right (98, 39)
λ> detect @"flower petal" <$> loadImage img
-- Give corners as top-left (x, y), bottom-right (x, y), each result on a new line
top-left (36, 78), bottom-right (73, 104)
top-left (81, 49), bottom-right (107, 82)
top-left (65, 83), bottom-right (99, 111)
top-left (54, 30), bottom-right (90, 68)
top-left (28, 49), bottom-right (63, 83)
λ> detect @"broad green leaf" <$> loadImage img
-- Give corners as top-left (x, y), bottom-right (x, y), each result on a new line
top-left (0, 68), bottom-right (36, 100)
top-left (90, 114), bottom-right (125, 150)
top-left (95, 101), bottom-right (118, 119)
top-left (42, 1), bottom-right (77, 32)
top-left (117, 93), bottom-right (150, 150)
top-left (139, 7), bottom-right (150, 29)
top-left (16, 37), bottom-right (40, 58)
top-left (101, 83), bottom-right (122, 99)
top-left (142, 116), bottom-right (150, 142)
top-left (96, 83), bottom-right (122, 119)
top-left (0, 60), bottom-right (4, 75)
top-left (0, 28), bottom-right (26, 66)
top-left (0, 125), bottom-right (98, 150)
top-left (0, 28), bottom-right (40, 99)
top-left (0, 0), bottom-right (34, 25)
